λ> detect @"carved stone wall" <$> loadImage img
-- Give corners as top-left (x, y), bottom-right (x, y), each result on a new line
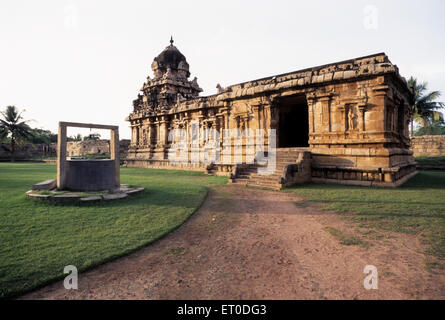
top-left (0, 143), bottom-right (56, 158)
top-left (411, 135), bottom-right (445, 157)
top-left (67, 140), bottom-right (110, 156)
top-left (126, 47), bottom-right (416, 187)
top-left (67, 139), bottom-right (130, 159)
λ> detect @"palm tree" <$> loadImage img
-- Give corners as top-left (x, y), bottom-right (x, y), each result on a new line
top-left (408, 77), bottom-right (444, 136)
top-left (0, 106), bottom-right (34, 161)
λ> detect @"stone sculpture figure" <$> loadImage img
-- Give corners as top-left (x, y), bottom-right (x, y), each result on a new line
top-left (348, 105), bottom-right (358, 131)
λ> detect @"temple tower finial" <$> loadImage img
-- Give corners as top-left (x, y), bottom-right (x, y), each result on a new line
top-left (170, 36), bottom-right (174, 46)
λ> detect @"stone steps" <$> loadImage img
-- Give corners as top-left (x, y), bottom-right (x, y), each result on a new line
top-left (231, 179), bottom-right (281, 190)
top-left (229, 149), bottom-right (308, 190)
top-left (249, 172), bottom-right (282, 179)
top-left (237, 168), bottom-right (259, 174)
top-left (246, 182), bottom-right (282, 190)
top-left (249, 176), bottom-right (281, 183)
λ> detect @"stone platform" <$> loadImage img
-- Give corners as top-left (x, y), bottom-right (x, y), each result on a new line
top-left (26, 184), bottom-right (144, 203)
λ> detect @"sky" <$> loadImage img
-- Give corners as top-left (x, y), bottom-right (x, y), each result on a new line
top-left (1, 0), bottom-right (444, 139)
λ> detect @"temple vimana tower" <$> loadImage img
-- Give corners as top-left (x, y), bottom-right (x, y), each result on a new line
top-left (126, 38), bottom-right (416, 188)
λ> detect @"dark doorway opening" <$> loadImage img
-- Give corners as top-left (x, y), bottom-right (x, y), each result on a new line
top-left (277, 95), bottom-right (309, 148)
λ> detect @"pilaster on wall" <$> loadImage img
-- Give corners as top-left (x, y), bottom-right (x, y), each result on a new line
top-left (307, 82), bottom-right (388, 144)
top-left (370, 83), bottom-right (388, 135)
top-left (158, 116), bottom-right (169, 147)
top-left (147, 118), bottom-right (155, 147)
top-left (320, 95), bottom-right (333, 133)
top-left (306, 91), bottom-right (335, 140)
top-left (130, 124), bottom-right (137, 146)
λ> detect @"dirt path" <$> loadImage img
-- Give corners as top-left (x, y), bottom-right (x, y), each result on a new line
top-left (21, 186), bottom-right (444, 300)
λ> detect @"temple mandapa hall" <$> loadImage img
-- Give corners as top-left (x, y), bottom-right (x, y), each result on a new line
top-left (125, 38), bottom-right (416, 189)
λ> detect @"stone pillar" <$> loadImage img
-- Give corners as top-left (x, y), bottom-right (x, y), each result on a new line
top-left (159, 116), bottom-right (169, 159)
top-left (251, 105), bottom-right (261, 131)
top-left (220, 107), bottom-right (231, 164)
top-left (198, 112), bottom-right (205, 148)
top-left (251, 105), bottom-right (261, 162)
top-left (110, 128), bottom-right (120, 188)
top-left (372, 85), bottom-right (388, 134)
top-left (135, 126), bottom-right (140, 146)
top-left (330, 102), bottom-right (343, 133)
top-left (263, 104), bottom-right (271, 132)
top-left (262, 103), bottom-right (273, 151)
top-left (319, 96), bottom-right (332, 132)
top-left (306, 96), bottom-right (316, 134)
top-left (358, 104), bottom-right (367, 132)
top-left (339, 104), bottom-right (347, 132)
top-left (148, 118), bottom-right (155, 146)
top-left (130, 124), bottom-right (137, 145)
top-left (314, 100), bottom-right (323, 133)
top-left (57, 122), bottom-right (67, 189)
top-left (139, 122), bottom-right (144, 146)
top-left (183, 113), bottom-right (190, 163)
top-left (153, 118), bottom-right (160, 146)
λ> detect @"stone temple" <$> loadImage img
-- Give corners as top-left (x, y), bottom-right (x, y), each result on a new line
top-left (125, 38), bottom-right (416, 188)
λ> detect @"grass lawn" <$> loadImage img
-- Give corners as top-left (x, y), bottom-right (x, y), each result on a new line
top-left (287, 171), bottom-right (445, 267)
top-left (0, 163), bottom-right (227, 299)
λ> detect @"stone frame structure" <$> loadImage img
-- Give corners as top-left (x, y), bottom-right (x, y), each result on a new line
top-left (57, 121), bottom-right (120, 190)
top-left (126, 40), bottom-right (416, 188)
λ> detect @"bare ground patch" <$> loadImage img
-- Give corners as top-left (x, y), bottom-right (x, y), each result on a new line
top-left (21, 186), bottom-right (445, 300)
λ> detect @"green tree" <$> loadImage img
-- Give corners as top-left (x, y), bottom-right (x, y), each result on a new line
top-left (414, 120), bottom-right (445, 136)
top-left (29, 128), bottom-right (57, 144)
top-left (0, 106), bottom-right (34, 160)
top-left (408, 77), bottom-right (444, 136)
top-left (67, 133), bottom-right (82, 142)
top-left (83, 133), bottom-right (101, 141)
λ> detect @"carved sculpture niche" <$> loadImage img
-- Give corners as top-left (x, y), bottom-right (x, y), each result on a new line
top-left (346, 104), bottom-right (358, 131)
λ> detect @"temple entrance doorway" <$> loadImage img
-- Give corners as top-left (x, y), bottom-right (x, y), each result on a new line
top-left (276, 95), bottom-right (309, 148)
